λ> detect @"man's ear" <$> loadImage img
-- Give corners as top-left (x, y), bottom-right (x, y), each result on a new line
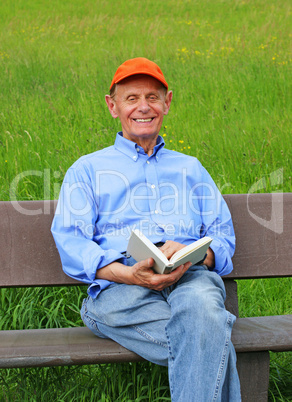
top-left (163, 90), bottom-right (173, 116)
top-left (105, 95), bottom-right (118, 118)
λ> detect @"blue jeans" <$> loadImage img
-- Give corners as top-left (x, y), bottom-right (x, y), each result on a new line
top-left (81, 259), bottom-right (241, 401)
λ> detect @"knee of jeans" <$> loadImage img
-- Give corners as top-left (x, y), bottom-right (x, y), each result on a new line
top-left (197, 287), bottom-right (226, 317)
top-left (172, 280), bottom-right (226, 320)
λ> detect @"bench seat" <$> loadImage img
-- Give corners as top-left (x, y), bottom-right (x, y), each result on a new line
top-left (0, 315), bottom-right (291, 369)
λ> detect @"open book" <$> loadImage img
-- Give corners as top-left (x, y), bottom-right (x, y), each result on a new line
top-left (127, 229), bottom-right (212, 274)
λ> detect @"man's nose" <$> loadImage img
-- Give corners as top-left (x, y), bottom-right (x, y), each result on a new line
top-left (137, 97), bottom-right (151, 113)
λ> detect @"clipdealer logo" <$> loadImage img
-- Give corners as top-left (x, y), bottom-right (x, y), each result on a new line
top-left (7, 167), bottom-right (285, 235)
top-left (247, 168), bottom-right (283, 234)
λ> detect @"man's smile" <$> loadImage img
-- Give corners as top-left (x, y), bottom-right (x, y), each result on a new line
top-left (132, 118), bottom-right (154, 123)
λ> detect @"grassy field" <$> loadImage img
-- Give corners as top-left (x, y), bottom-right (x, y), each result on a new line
top-left (0, 0), bottom-right (291, 400)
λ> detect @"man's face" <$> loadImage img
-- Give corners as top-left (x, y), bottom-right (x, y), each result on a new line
top-left (105, 75), bottom-right (172, 145)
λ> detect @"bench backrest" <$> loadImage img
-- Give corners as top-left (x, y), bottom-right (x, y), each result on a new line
top-left (1, 193), bottom-right (291, 289)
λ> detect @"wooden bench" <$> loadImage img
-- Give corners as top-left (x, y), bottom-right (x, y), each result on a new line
top-left (0, 193), bottom-right (291, 401)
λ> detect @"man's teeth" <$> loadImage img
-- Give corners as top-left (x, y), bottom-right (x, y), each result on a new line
top-left (134, 118), bottom-right (153, 122)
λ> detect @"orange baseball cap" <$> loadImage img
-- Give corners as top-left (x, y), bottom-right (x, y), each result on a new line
top-left (109, 57), bottom-right (168, 90)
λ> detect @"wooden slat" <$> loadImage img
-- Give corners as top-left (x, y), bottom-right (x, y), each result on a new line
top-left (0, 315), bottom-right (290, 369)
top-left (0, 200), bottom-right (78, 287)
top-left (224, 193), bottom-right (292, 279)
top-left (231, 315), bottom-right (292, 353)
top-left (237, 352), bottom-right (270, 402)
top-left (0, 194), bottom-right (292, 288)
top-left (0, 327), bottom-right (143, 368)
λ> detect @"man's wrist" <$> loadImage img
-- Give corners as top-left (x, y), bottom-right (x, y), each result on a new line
top-left (96, 261), bottom-right (134, 285)
top-left (204, 248), bottom-right (215, 269)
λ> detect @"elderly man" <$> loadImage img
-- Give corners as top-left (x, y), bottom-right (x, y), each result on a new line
top-left (51, 57), bottom-right (241, 401)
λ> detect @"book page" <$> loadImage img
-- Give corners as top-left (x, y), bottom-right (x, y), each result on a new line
top-left (127, 230), bottom-right (170, 269)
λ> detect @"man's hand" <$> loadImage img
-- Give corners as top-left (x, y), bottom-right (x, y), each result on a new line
top-left (131, 258), bottom-right (192, 291)
top-left (158, 240), bottom-right (186, 259)
top-left (96, 258), bottom-right (192, 291)
top-left (159, 240), bottom-right (215, 269)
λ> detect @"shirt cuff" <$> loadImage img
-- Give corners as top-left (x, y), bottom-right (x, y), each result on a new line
top-left (87, 279), bottom-right (113, 298)
top-left (85, 251), bottom-right (127, 282)
top-left (209, 238), bottom-right (233, 276)
top-left (87, 255), bottom-right (128, 299)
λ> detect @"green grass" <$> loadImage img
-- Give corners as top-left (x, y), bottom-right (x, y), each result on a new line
top-left (0, 0), bottom-right (291, 400)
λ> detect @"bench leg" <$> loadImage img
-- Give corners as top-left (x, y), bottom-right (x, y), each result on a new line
top-left (237, 351), bottom-right (270, 402)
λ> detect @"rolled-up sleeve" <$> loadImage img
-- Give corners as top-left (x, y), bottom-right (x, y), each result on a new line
top-left (51, 165), bottom-right (125, 297)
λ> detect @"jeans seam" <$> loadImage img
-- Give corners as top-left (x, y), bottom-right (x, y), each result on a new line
top-left (212, 312), bottom-right (233, 401)
top-left (81, 298), bottom-right (108, 338)
top-left (132, 325), bottom-right (168, 348)
top-left (165, 327), bottom-right (174, 398)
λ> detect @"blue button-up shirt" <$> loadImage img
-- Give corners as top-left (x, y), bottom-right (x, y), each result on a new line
top-left (51, 132), bottom-right (235, 298)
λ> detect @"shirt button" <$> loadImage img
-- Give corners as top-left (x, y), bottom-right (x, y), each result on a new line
top-left (137, 148), bottom-right (140, 152)
top-left (151, 184), bottom-right (155, 189)
top-left (133, 156), bottom-right (137, 160)
top-left (154, 210), bottom-right (159, 214)
top-left (146, 160), bottom-right (150, 164)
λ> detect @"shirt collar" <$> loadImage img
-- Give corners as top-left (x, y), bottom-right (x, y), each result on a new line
top-left (114, 131), bottom-right (165, 162)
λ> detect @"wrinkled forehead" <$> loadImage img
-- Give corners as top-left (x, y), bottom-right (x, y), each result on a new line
top-left (112, 74), bottom-right (167, 98)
